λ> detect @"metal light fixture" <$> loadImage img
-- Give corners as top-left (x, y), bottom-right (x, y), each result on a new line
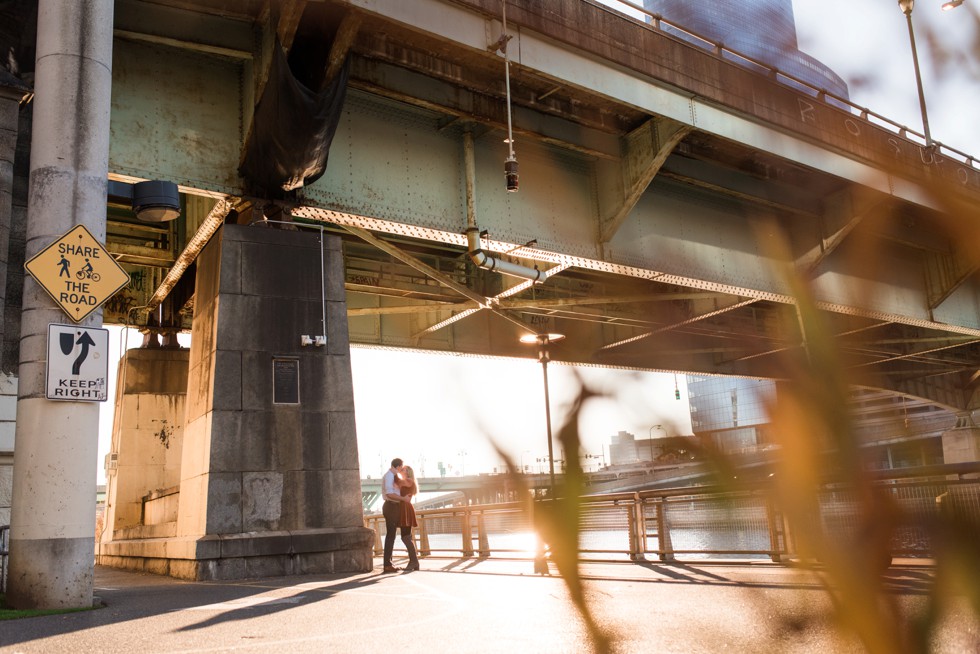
top-left (897, 0), bottom-right (932, 146)
top-left (132, 180), bottom-right (181, 222)
top-left (520, 332), bottom-right (565, 490)
top-left (504, 155), bottom-right (519, 192)
top-left (500, 0), bottom-right (519, 192)
top-left (941, 0), bottom-right (964, 9)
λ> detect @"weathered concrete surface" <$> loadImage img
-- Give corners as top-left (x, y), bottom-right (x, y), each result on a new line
top-left (100, 347), bottom-right (188, 537)
top-left (943, 426), bottom-right (980, 478)
top-left (7, 0), bottom-right (114, 609)
top-left (99, 223), bottom-right (372, 579)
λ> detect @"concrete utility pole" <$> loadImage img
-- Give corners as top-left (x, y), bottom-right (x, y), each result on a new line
top-left (7, 0), bottom-right (114, 609)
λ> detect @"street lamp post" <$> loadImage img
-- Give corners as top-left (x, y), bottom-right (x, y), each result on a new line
top-left (898, 0), bottom-right (932, 146)
top-left (520, 332), bottom-right (565, 491)
top-left (648, 424), bottom-right (666, 463)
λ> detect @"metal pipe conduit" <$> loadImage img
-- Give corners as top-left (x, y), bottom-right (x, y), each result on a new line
top-left (463, 129), bottom-right (555, 283)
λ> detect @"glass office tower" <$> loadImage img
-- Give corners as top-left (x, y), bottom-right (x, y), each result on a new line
top-left (643, 0), bottom-right (849, 99)
top-left (687, 376), bottom-right (776, 452)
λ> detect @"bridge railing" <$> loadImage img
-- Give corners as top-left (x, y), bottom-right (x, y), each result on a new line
top-left (365, 475), bottom-right (979, 563)
top-left (599, 0), bottom-right (977, 169)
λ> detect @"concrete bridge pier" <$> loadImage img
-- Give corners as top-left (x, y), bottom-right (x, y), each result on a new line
top-left (99, 223), bottom-right (373, 579)
top-left (99, 346), bottom-right (189, 552)
top-left (942, 413), bottom-right (980, 479)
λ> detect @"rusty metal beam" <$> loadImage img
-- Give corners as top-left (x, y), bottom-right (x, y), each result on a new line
top-left (276, 0), bottom-right (306, 52)
top-left (796, 188), bottom-right (882, 274)
top-left (322, 11), bottom-right (362, 88)
top-left (599, 298), bottom-right (758, 351)
top-left (848, 339), bottom-right (980, 369)
top-left (599, 119), bottom-right (692, 244)
top-left (342, 225), bottom-right (489, 306)
top-left (348, 302), bottom-right (463, 316)
top-left (343, 224), bottom-right (541, 333)
top-left (411, 262), bottom-right (572, 338)
top-left (925, 249), bottom-right (980, 310)
top-left (348, 290), bottom-right (733, 318)
top-left (145, 196), bottom-right (236, 313)
top-left (658, 170), bottom-right (822, 219)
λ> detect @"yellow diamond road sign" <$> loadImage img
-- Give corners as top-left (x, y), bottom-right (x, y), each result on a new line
top-left (24, 224), bottom-right (130, 323)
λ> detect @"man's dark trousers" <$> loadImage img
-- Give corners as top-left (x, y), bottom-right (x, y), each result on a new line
top-left (382, 500), bottom-right (400, 568)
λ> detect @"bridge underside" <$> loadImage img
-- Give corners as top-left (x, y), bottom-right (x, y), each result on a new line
top-left (98, 0), bottom-right (980, 428)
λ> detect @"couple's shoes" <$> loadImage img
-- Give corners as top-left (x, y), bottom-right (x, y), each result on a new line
top-left (381, 563), bottom-right (420, 574)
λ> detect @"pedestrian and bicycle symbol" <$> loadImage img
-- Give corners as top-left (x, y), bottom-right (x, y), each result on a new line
top-left (25, 224), bottom-right (129, 322)
top-left (45, 324), bottom-right (109, 402)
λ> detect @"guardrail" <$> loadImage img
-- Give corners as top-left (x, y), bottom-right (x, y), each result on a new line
top-left (365, 475), bottom-right (979, 563)
top-left (601, 0), bottom-right (977, 169)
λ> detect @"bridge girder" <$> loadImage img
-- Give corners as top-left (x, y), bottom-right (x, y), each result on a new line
top-left (97, 0), bottom-right (980, 415)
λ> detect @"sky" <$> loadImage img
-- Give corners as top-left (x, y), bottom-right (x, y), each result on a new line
top-left (96, 330), bottom-right (692, 483)
top-left (792, 0), bottom-right (980, 158)
top-left (96, 1), bottom-right (979, 484)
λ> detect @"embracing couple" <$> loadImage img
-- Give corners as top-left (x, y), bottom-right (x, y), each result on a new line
top-left (381, 457), bottom-right (420, 573)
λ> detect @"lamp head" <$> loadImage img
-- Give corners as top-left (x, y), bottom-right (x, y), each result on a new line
top-left (898, 0), bottom-right (914, 15)
top-left (504, 156), bottom-right (519, 193)
top-left (519, 332), bottom-right (565, 345)
top-left (132, 180), bottom-right (181, 222)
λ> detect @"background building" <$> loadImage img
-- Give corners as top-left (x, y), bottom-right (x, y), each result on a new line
top-left (642, 0), bottom-right (849, 99)
top-left (687, 376), bottom-right (775, 454)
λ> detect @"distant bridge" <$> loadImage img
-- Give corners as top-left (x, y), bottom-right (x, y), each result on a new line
top-left (359, 454), bottom-right (771, 512)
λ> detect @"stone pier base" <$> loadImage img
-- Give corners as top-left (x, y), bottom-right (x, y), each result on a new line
top-left (98, 526), bottom-right (373, 580)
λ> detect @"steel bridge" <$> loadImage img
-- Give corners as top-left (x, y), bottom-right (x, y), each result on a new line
top-left (4, 0), bottom-right (980, 602)
top-left (89, 0), bottom-right (980, 426)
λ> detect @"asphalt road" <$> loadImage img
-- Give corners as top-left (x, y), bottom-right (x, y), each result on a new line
top-left (0, 558), bottom-right (976, 653)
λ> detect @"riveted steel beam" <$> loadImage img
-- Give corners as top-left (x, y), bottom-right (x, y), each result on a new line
top-left (145, 196), bottom-right (236, 314)
top-left (599, 119), bottom-right (693, 244)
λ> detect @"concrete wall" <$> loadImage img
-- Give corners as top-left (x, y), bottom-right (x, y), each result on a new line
top-left (943, 427), bottom-right (980, 470)
top-left (178, 223), bottom-right (364, 538)
top-left (100, 223), bottom-right (372, 580)
top-left (102, 348), bottom-right (188, 538)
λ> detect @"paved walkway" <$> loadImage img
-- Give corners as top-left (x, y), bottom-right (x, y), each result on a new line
top-left (0, 558), bottom-right (974, 653)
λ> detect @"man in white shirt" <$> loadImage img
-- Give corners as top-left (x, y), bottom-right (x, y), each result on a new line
top-left (381, 457), bottom-right (409, 572)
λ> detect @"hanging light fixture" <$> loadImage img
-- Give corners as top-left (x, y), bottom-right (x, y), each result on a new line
top-left (501, 0), bottom-right (519, 192)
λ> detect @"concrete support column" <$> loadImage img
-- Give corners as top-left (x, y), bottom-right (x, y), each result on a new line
top-left (942, 413), bottom-right (980, 479)
top-left (0, 74), bottom-right (30, 347)
top-left (100, 347), bottom-right (188, 549)
top-left (7, 0), bottom-right (114, 609)
top-left (0, 72), bottom-right (31, 529)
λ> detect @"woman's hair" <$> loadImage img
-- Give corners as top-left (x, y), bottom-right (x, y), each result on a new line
top-left (404, 466), bottom-right (419, 493)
